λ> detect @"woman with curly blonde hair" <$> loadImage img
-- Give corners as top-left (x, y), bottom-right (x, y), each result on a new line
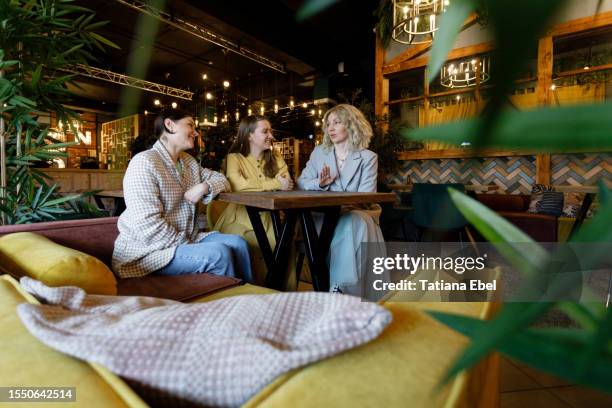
top-left (297, 104), bottom-right (384, 294)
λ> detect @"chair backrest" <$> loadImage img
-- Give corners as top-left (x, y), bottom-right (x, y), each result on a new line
top-left (411, 183), bottom-right (467, 230)
top-left (206, 200), bottom-right (229, 230)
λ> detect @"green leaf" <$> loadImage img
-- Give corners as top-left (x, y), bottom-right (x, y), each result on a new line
top-left (42, 194), bottom-right (80, 207)
top-left (405, 103), bottom-right (612, 152)
top-left (84, 20), bottom-right (107, 32)
top-left (9, 95), bottom-right (37, 108)
top-left (448, 188), bottom-right (547, 275)
top-left (427, 0), bottom-right (477, 83)
top-left (429, 311), bottom-right (612, 393)
top-left (296, 0), bottom-right (339, 21)
top-left (473, 0), bottom-right (568, 145)
top-left (60, 43), bottom-right (84, 58)
top-left (557, 303), bottom-right (599, 332)
top-left (78, 13), bottom-right (95, 30)
top-left (598, 181), bottom-right (611, 205)
top-left (89, 32), bottom-right (120, 50)
top-left (30, 64), bottom-right (43, 87)
top-left (576, 311), bottom-right (612, 378)
top-left (0, 60), bottom-right (18, 69)
top-left (31, 185), bottom-right (43, 209)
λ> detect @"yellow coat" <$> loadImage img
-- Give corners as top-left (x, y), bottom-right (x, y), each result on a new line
top-left (213, 152), bottom-right (295, 286)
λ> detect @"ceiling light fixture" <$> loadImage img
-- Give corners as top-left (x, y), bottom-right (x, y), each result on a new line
top-left (392, 0), bottom-right (449, 45)
top-left (223, 80), bottom-right (230, 88)
top-left (440, 56), bottom-right (490, 88)
top-left (171, 102), bottom-right (178, 109)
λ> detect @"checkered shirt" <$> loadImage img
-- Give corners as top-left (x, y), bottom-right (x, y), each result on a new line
top-left (112, 141), bottom-right (230, 278)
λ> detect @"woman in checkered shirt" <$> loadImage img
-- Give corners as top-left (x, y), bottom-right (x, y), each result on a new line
top-left (112, 110), bottom-right (253, 282)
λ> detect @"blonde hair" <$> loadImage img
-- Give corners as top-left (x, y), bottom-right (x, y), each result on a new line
top-left (321, 104), bottom-right (373, 151)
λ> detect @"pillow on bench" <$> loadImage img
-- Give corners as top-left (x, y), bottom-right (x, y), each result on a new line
top-left (0, 232), bottom-right (117, 295)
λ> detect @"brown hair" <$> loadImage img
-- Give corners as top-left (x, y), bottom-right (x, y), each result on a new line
top-left (228, 115), bottom-right (278, 178)
top-left (154, 109), bottom-right (193, 140)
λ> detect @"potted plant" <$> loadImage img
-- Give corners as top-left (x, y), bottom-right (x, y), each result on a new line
top-left (0, 0), bottom-right (118, 224)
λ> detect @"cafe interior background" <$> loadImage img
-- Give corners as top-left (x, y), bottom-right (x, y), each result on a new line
top-left (2, 0), bottom-right (612, 406)
top-left (11, 0), bottom-right (609, 228)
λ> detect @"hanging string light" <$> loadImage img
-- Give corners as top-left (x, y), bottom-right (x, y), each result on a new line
top-left (260, 74), bottom-right (265, 115)
top-left (247, 73), bottom-right (252, 116)
top-left (274, 73), bottom-right (279, 114)
top-left (289, 72), bottom-right (294, 109)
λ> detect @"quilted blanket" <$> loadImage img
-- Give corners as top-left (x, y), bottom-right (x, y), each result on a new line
top-left (17, 277), bottom-right (391, 407)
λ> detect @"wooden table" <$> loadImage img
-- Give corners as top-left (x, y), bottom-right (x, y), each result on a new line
top-left (94, 190), bottom-right (125, 216)
top-left (218, 191), bottom-right (396, 291)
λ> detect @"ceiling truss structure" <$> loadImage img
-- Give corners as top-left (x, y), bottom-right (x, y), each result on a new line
top-left (112, 0), bottom-right (286, 74)
top-left (62, 64), bottom-right (194, 100)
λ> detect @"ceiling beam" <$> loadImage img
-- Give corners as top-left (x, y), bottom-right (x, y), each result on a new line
top-left (112, 0), bottom-right (286, 73)
top-left (62, 64), bottom-right (194, 100)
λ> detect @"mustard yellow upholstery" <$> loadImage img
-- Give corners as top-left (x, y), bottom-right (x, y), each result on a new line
top-left (0, 275), bottom-right (145, 408)
top-left (0, 272), bottom-right (498, 408)
top-left (241, 300), bottom-right (498, 408)
top-left (0, 232), bottom-right (117, 295)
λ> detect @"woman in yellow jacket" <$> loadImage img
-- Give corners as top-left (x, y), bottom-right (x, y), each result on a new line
top-left (214, 115), bottom-right (294, 285)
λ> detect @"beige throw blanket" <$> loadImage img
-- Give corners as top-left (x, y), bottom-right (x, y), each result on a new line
top-left (17, 277), bottom-right (391, 407)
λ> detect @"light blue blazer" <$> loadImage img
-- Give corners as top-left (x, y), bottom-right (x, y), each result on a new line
top-left (297, 145), bottom-right (378, 193)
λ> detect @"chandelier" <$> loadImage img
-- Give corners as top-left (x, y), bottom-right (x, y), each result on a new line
top-left (440, 56), bottom-right (491, 88)
top-left (392, 0), bottom-right (449, 45)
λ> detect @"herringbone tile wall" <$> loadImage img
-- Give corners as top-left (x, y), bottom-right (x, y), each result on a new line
top-left (389, 153), bottom-right (611, 194)
top-left (552, 153), bottom-right (612, 186)
top-left (390, 156), bottom-right (536, 194)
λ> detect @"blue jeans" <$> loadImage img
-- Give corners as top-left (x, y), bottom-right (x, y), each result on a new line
top-left (156, 233), bottom-right (253, 282)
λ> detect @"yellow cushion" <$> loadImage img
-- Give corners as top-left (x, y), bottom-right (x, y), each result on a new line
top-left (0, 274), bottom-right (146, 408)
top-left (0, 232), bottom-right (117, 295)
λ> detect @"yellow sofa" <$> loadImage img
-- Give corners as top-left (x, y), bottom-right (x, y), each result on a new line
top-left (0, 218), bottom-right (499, 407)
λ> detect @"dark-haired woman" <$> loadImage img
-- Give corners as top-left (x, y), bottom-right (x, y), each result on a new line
top-left (112, 109), bottom-right (253, 282)
top-left (214, 115), bottom-right (294, 284)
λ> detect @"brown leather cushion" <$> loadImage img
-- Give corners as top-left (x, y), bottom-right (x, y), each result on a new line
top-left (476, 194), bottom-right (530, 212)
top-left (117, 274), bottom-right (244, 302)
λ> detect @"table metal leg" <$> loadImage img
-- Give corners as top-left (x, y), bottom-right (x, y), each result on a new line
top-left (270, 210), bottom-right (282, 242)
top-left (246, 206), bottom-right (297, 290)
top-left (269, 210), bottom-right (297, 289)
top-left (299, 207), bottom-right (340, 292)
top-left (94, 195), bottom-right (107, 213)
top-left (246, 207), bottom-right (274, 272)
